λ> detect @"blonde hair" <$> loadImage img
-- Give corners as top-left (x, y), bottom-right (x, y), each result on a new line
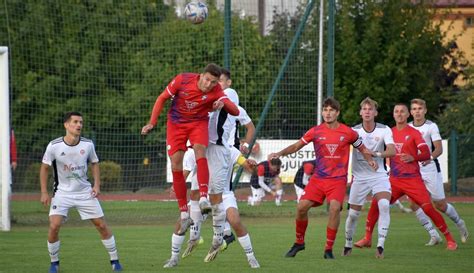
top-left (360, 97), bottom-right (379, 110)
top-left (410, 98), bottom-right (426, 108)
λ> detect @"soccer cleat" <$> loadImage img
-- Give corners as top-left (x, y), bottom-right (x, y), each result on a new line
top-left (204, 243), bottom-right (222, 262)
top-left (247, 256), bottom-right (260, 268)
top-left (49, 261), bottom-right (59, 273)
top-left (401, 207), bottom-right (413, 213)
top-left (163, 256), bottom-right (179, 268)
top-left (285, 242), bottom-right (305, 257)
top-left (323, 249), bottom-right (335, 259)
top-left (456, 219), bottom-right (469, 243)
top-left (182, 239), bottom-right (200, 258)
top-left (354, 238), bottom-right (372, 248)
top-left (198, 236), bottom-right (204, 245)
top-left (177, 217), bottom-right (193, 235)
top-left (446, 240), bottom-right (458, 251)
top-left (425, 235), bottom-right (442, 246)
top-left (341, 247), bottom-right (352, 256)
top-left (199, 197), bottom-right (212, 215)
top-left (220, 233), bottom-right (235, 251)
top-left (110, 260), bottom-right (123, 272)
top-left (375, 246), bottom-right (384, 259)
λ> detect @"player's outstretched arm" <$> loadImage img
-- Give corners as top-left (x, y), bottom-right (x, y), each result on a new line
top-left (39, 163), bottom-right (51, 206)
top-left (141, 91), bottom-right (172, 135)
top-left (268, 140), bottom-right (305, 160)
top-left (220, 98), bottom-right (240, 116)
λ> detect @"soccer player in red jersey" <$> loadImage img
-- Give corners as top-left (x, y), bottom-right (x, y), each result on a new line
top-left (141, 63), bottom-right (239, 233)
top-left (355, 103), bottom-right (458, 251)
top-left (268, 97), bottom-right (377, 259)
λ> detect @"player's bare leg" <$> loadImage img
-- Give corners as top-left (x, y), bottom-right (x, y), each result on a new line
top-left (91, 218), bottom-right (122, 271)
top-left (47, 215), bottom-right (63, 273)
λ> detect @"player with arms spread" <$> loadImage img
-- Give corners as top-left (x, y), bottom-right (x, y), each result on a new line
top-left (40, 112), bottom-right (122, 273)
top-left (141, 63), bottom-right (239, 233)
top-left (268, 97), bottom-right (377, 259)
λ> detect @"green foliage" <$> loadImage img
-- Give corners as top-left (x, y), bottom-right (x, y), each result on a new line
top-left (22, 162), bottom-right (52, 192)
top-left (96, 161), bottom-right (123, 191)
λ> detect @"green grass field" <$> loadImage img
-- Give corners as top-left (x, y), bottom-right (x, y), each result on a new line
top-left (1, 201), bottom-right (473, 273)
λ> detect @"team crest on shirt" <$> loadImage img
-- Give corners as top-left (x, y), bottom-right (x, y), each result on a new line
top-left (80, 149), bottom-right (85, 155)
top-left (201, 95), bottom-right (207, 100)
top-left (325, 144), bottom-right (339, 156)
top-left (405, 135), bottom-right (410, 141)
top-left (185, 100), bottom-right (198, 111)
top-left (395, 143), bottom-right (403, 153)
top-left (339, 136), bottom-right (345, 142)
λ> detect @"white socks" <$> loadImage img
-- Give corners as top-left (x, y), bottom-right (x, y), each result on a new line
top-left (377, 199), bottom-right (390, 248)
top-left (345, 208), bottom-right (361, 248)
top-left (212, 203), bottom-right (226, 247)
top-left (101, 235), bottom-right (119, 261)
top-left (238, 234), bottom-right (255, 258)
top-left (415, 208), bottom-right (440, 238)
top-left (189, 201), bottom-right (203, 241)
top-left (444, 203), bottom-right (461, 224)
top-left (47, 241), bottom-right (60, 262)
top-left (171, 233), bottom-right (185, 259)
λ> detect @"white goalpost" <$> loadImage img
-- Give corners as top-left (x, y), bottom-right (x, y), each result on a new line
top-left (0, 46), bottom-right (11, 231)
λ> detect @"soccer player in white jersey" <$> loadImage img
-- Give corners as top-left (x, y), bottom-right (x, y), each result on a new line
top-left (343, 97), bottom-right (395, 259)
top-left (40, 112), bottom-right (122, 273)
top-left (164, 148), bottom-right (260, 268)
top-left (408, 98), bottom-right (468, 245)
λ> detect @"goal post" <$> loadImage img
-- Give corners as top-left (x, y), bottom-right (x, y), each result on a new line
top-left (0, 46), bottom-right (11, 231)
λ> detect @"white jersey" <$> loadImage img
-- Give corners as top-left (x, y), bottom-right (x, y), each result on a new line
top-left (42, 137), bottom-right (99, 196)
top-left (351, 123), bottom-right (393, 179)
top-left (409, 120), bottom-right (442, 173)
top-left (183, 148), bottom-right (196, 179)
top-left (228, 106), bottom-right (252, 148)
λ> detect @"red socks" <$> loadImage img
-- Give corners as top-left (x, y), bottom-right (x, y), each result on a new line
top-left (325, 227), bottom-right (337, 251)
top-left (422, 203), bottom-right (455, 242)
top-left (295, 219), bottom-right (308, 244)
top-left (172, 170), bottom-right (188, 212)
top-left (196, 158), bottom-right (209, 198)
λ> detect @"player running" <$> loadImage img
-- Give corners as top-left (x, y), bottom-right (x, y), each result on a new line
top-left (354, 103), bottom-right (458, 251)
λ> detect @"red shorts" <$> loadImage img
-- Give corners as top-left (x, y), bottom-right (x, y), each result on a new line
top-left (166, 120), bottom-right (209, 156)
top-left (389, 176), bottom-right (432, 206)
top-left (301, 177), bottom-right (347, 205)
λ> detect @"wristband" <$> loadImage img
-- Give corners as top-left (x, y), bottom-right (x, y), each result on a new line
top-left (375, 152), bottom-right (382, 158)
top-left (243, 142), bottom-right (249, 148)
top-left (430, 155), bottom-right (434, 160)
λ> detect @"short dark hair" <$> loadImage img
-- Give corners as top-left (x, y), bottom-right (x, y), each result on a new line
top-left (270, 158), bottom-right (282, 168)
top-left (220, 67), bottom-right (231, 80)
top-left (203, 63), bottom-right (222, 78)
top-left (323, 97), bottom-right (340, 112)
top-left (63, 111), bottom-right (82, 123)
top-left (394, 102), bottom-right (408, 110)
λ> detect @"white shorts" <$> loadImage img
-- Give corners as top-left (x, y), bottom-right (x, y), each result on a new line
top-left (251, 186), bottom-right (266, 202)
top-left (421, 171), bottom-right (445, 201)
top-left (294, 185), bottom-right (304, 202)
top-left (348, 175), bottom-right (391, 206)
top-left (222, 191), bottom-right (238, 211)
top-left (190, 144), bottom-right (231, 194)
top-left (49, 193), bottom-right (104, 220)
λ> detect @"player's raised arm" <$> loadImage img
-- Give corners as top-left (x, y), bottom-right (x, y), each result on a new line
top-left (141, 90), bottom-right (173, 135)
top-left (214, 97), bottom-right (239, 116)
top-left (268, 140), bottom-right (305, 160)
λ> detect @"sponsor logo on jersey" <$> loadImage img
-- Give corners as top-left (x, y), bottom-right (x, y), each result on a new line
top-left (185, 100), bottom-right (199, 111)
top-left (63, 164), bottom-right (86, 172)
top-left (395, 143), bottom-right (403, 153)
top-left (325, 144), bottom-right (339, 157)
top-left (60, 152), bottom-right (66, 156)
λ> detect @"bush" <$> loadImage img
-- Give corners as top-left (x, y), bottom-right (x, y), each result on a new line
top-left (94, 161), bottom-right (123, 191)
top-left (23, 162), bottom-right (52, 192)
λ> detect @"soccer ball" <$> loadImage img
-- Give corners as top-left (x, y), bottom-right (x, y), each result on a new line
top-left (184, 1), bottom-right (208, 24)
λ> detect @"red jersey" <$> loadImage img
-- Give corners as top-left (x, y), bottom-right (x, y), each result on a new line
top-left (390, 125), bottom-right (429, 178)
top-left (165, 73), bottom-right (227, 123)
top-left (301, 123), bottom-right (361, 180)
